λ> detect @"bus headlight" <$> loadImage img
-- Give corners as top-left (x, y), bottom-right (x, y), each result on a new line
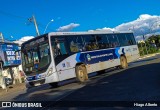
top-left (47, 68), bottom-right (53, 76)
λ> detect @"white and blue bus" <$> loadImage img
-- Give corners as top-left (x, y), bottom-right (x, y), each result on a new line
top-left (21, 31), bottom-right (139, 88)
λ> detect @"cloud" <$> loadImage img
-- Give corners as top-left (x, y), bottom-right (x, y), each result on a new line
top-left (14, 36), bottom-right (34, 45)
top-left (94, 14), bottom-right (160, 41)
top-left (88, 27), bottom-right (115, 32)
top-left (57, 23), bottom-right (80, 32)
top-left (16, 14), bottom-right (160, 42)
top-left (115, 14), bottom-right (160, 36)
top-left (96, 27), bottom-right (115, 32)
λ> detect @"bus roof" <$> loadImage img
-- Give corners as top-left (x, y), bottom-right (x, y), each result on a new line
top-left (48, 31), bottom-right (133, 36)
top-left (22, 31), bottom-right (134, 46)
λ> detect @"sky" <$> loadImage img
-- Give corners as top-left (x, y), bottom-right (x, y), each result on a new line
top-left (1, 0), bottom-right (160, 42)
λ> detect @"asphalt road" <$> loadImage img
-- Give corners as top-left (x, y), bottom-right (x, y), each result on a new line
top-left (1, 54), bottom-right (160, 110)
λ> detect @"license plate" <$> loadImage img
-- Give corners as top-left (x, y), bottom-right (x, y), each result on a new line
top-left (34, 83), bottom-right (40, 86)
top-left (36, 74), bottom-right (41, 79)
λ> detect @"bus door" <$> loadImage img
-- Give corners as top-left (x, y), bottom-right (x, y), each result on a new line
top-left (51, 37), bottom-right (68, 64)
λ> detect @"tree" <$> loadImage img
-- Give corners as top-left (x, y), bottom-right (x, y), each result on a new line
top-left (147, 35), bottom-right (160, 47)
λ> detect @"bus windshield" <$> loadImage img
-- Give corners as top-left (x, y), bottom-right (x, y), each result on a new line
top-left (21, 42), bottom-right (51, 75)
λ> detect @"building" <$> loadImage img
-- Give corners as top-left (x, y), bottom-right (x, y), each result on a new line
top-left (0, 41), bottom-right (21, 86)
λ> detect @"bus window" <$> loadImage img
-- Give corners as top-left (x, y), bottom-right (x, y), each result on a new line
top-left (38, 43), bottom-right (50, 69)
top-left (107, 34), bottom-right (120, 48)
top-left (95, 35), bottom-right (109, 49)
top-left (21, 42), bottom-right (51, 73)
top-left (21, 52), bottom-right (25, 67)
top-left (67, 36), bottom-right (83, 53)
top-left (59, 42), bottom-right (67, 55)
top-left (83, 35), bottom-right (98, 51)
top-left (126, 33), bottom-right (136, 45)
top-left (55, 39), bottom-right (61, 55)
top-left (117, 33), bottom-right (128, 46)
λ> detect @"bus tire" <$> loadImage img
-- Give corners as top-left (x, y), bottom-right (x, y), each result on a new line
top-left (119, 56), bottom-right (128, 69)
top-left (49, 82), bottom-right (58, 88)
top-left (76, 65), bottom-right (88, 83)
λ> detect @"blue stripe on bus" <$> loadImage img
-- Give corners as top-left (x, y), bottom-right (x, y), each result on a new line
top-left (115, 47), bottom-right (120, 58)
top-left (76, 48), bottom-right (121, 64)
top-left (75, 52), bottom-right (81, 62)
top-left (122, 48), bottom-right (125, 55)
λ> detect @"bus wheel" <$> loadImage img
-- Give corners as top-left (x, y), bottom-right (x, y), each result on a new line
top-left (76, 65), bottom-right (88, 83)
top-left (119, 56), bottom-right (128, 69)
top-left (49, 82), bottom-right (58, 88)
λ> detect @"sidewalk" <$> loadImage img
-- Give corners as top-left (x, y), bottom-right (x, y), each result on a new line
top-left (138, 52), bottom-right (160, 60)
top-left (0, 83), bottom-right (26, 96)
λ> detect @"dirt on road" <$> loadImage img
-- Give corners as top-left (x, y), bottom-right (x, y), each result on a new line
top-left (0, 83), bottom-right (26, 97)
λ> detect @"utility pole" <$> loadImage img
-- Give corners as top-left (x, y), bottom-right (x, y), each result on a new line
top-left (143, 35), bottom-right (148, 55)
top-left (28, 15), bottom-right (40, 36)
top-left (32, 15), bottom-right (40, 36)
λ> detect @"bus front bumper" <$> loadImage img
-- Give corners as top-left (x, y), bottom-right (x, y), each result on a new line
top-left (25, 79), bottom-right (45, 88)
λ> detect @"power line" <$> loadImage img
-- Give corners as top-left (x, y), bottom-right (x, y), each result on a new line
top-left (0, 10), bottom-right (27, 20)
top-left (0, 10), bottom-right (55, 34)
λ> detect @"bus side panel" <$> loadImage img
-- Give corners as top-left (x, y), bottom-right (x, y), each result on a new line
top-left (117, 45), bottom-right (139, 63)
top-left (79, 48), bottom-right (121, 73)
top-left (45, 71), bottom-right (60, 83)
top-left (55, 54), bottom-right (79, 81)
top-left (55, 45), bottom-right (139, 82)
top-left (85, 58), bottom-right (120, 73)
top-left (57, 68), bottom-right (76, 81)
top-left (130, 45), bottom-right (140, 62)
top-left (120, 46), bottom-right (132, 63)
top-left (111, 47), bottom-right (121, 67)
top-left (55, 48), bottom-right (117, 81)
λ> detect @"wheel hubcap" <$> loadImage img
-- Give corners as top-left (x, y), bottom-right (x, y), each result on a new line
top-left (79, 70), bottom-right (84, 80)
top-left (121, 58), bottom-right (126, 67)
